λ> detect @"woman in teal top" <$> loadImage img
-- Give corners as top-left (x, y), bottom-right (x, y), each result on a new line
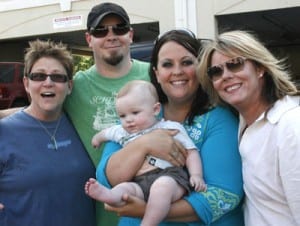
top-left (96, 29), bottom-right (244, 225)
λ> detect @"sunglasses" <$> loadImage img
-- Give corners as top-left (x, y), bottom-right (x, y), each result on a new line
top-left (89, 23), bottom-right (130, 38)
top-left (207, 57), bottom-right (247, 82)
top-left (28, 73), bottom-right (69, 83)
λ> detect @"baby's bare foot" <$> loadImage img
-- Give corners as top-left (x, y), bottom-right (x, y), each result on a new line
top-left (85, 178), bottom-right (98, 195)
top-left (84, 178), bottom-right (107, 200)
top-left (84, 178), bottom-right (123, 206)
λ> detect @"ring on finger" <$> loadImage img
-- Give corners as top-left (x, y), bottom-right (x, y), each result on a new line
top-left (171, 150), bottom-right (178, 158)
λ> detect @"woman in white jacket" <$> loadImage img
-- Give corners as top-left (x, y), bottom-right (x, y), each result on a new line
top-left (197, 30), bottom-right (300, 226)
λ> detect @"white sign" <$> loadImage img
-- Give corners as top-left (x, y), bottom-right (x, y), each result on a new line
top-left (53, 15), bottom-right (82, 29)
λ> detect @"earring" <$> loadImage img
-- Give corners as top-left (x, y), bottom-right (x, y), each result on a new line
top-left (155, 113), bottom-right (161, 120)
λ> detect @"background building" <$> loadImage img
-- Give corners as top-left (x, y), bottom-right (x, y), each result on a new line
top-left (0, 0), bottom-right (299, 82)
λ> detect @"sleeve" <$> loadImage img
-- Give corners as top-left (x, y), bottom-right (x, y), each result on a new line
top-left (184, 107), bottom-right (244, 224)
top-left (96, 141), bottom-right (122, 188)
top-left (104, 125), bottom-right (125, 143)
top-left (174, 125), bottom-right (198, 150)
top-left (163, 120), bottom-right (197, 150)
top-left (278, 108), bottom-right (300, 224)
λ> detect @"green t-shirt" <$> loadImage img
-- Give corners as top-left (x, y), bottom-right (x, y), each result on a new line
top-left (64, 59), bottom-right (150, 226)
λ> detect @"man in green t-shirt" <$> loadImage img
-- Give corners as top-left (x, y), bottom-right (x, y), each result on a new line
top-left (64, 2), bottom-right (150, 226)
top-left (0, 3), bottom-right (150, 224)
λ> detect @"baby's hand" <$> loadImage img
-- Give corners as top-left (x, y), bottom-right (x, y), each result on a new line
top-left (91, 130), bottom-right (107, 149)
top-left (190, 175), bottom-right (207, 192)
top-left (91, 136), bottom-right (100, 148)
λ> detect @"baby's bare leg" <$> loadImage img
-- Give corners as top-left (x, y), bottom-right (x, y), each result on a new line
top-left (141, 176), bottom-right (185, 226)
top-left (85, 178), bottom-right (144, 207)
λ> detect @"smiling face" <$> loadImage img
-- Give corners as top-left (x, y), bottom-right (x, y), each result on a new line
top-left (85, 14), bottom-right (133, 66)
top-left (154, 41), bottom-right (198, 105)
top-left (23, 57), bottom-right (72, 120)
top-left (210, 51), bottom-right (266, 112)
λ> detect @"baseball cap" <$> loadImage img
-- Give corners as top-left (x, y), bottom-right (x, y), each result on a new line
top-left (87, 2), bottom-right (130, 30)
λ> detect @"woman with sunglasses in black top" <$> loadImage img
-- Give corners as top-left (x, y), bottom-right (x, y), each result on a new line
top-left (197, 30), bottom-right (300, 226)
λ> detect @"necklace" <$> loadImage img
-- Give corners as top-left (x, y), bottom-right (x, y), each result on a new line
top-left (35, 116), bottom-right (62, 150)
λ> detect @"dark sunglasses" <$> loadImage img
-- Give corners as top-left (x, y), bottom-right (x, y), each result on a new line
top-left (89, 23), bottom-right (130, 38)
top-left (207, 57), bottom-right (247, 82)
top-left (28, 73), bottom-right (69, 83)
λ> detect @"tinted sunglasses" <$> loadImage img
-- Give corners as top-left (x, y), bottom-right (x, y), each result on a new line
top-left (89, 23), bottom-right (130, 38)
top-left (28, 73), bottom-right (69, 83)
top-left (207, 57), bottom-right (247, 82)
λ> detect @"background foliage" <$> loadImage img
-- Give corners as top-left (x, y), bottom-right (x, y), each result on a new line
top-left (73, 55), bottom-right (94, 72)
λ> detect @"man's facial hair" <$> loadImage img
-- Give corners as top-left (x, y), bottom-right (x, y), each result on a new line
top-left (104, 54), bottom-right (124, 66)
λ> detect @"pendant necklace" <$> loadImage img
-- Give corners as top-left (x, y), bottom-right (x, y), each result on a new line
top-left (35, 116), bottom-right (62, 150)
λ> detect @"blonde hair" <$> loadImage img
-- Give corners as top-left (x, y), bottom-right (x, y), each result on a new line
top-left (117, 80), bottom-right (159, 103)
top-left (197, 30), bottom-right (299, 106)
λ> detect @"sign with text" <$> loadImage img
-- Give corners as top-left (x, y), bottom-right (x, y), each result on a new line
top-left (53, 15), bottom-right (82, 29)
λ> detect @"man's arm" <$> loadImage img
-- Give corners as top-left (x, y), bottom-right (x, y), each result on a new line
top-left (0, 107), bottom-right (22, 119)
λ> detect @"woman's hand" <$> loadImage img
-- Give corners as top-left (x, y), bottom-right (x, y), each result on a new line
top-left (0, 203), bottom-right (4, 210)
top-left (105, 193), bottom-right (199, 222)
top-left (106, 129), bottom-right (188, 186)
top-left (104, 194), bottom-right (146, 217)
top-left (140, 129), bottom-right (187, 167)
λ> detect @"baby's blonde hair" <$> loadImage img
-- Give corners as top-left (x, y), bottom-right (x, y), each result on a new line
top-left (117, 80), bottom-right (159, 104)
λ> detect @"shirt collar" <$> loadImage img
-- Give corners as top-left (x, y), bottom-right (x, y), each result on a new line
top-left (266, 95), bottom-right (300, 124)
top-left (239, 95), bottom-right (299, 135)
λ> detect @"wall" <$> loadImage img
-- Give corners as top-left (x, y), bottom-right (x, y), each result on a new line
top-left (2, 0), bottom-right (299, 41)
top-left (196, 0), bottom-right (300, 39)
top-left (1, 0), bottom-right (300, 82)
top-left (0, 0), bottom-right (175, 41)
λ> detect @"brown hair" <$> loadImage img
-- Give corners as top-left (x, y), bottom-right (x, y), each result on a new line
top-left (150, 29), bottom-right (211, 125)
top-left (24, 39), bottom-right (74, 80)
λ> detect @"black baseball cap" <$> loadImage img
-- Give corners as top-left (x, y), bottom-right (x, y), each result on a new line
top-left (87, 2), bottom-right (130, 30)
